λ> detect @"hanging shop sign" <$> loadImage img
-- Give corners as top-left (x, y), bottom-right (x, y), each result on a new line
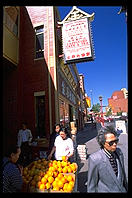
top-left (62, 18), bottom-right (94, 64)
top-left (58, 6), bottom-right (95, 64)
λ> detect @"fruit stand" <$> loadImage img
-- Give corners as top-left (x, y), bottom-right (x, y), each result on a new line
top-left (22, 158), bottom-right (78, 193)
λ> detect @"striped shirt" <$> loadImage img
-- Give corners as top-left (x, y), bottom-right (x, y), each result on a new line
top-left (103, 149), bottom-right (118, 176)
top-left (3, 157), bottom-right (23, 192)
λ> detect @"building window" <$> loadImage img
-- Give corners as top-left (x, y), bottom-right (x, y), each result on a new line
top-left (35, 25), bottom-right (44, 59)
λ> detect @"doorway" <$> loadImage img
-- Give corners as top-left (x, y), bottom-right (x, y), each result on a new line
top-left (35, 95), bottom-right (45, 138)
top-left (69, 104), bottom-right (73, 122)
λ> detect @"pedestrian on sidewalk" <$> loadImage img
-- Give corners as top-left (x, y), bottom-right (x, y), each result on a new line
top-left (87, 125), bottom-right (128, 192)
top-left (47, 123), bottom-right (61, 159)
top-left (47, 127), bottom-right (74, 162)
top-left (17, 122), bottom-right (32, 166)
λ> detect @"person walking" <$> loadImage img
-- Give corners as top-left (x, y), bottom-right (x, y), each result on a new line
top-left (17, 122), bottom-right (32, 166)
top-left (3, 144), bottom-right (23, 192)
top-left (87, 125), bottom-right (128, 192)
top-left (47, 127), bottom-right (74, 161)
top-left (47, 124), bottom-right (61, 159)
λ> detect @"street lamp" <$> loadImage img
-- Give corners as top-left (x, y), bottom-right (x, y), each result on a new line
top-left (90, 89), bottom-right (93, 107)
top-left (99, 95), bottom-right (104, 126)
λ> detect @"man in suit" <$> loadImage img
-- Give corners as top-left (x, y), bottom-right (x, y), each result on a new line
top-left (87, 125), bottom-right (128, 192)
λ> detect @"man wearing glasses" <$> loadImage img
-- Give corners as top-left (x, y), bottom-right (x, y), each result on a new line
top-left (87, 125), bottom-right (128, 192)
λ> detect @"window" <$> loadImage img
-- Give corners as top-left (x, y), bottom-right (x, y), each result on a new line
top-left (35, 25), bottom-right (44, 59)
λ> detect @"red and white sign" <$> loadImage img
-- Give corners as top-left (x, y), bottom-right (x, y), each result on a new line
top-left (62, 18), bottom-right (94, 64)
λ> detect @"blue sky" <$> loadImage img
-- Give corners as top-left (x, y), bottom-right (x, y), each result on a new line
top-left (58, 6), bottom-right (127, 110)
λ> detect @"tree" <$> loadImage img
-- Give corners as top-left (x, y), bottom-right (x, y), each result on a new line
top-left (91, 103), bottom-right (100, 113)
top-left (106, 108), bottom-right (112, 117)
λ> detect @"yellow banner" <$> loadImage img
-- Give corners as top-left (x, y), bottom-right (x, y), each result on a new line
top-left (86, 97), bottom-right (91, 107)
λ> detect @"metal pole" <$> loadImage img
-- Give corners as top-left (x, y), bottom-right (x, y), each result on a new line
top-left (90, 90), bottom-right (93, 107)
top-left (99, 96), bottom-right (104, 126)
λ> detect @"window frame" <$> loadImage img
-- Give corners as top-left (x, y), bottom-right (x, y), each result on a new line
top-left (34, 24), bottom-right (44, 60)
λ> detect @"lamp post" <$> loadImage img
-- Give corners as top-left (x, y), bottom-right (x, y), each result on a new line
top-left (90, 89), bottom-right (93, 107)
top-left (99, 96), bottom-right (104, 126)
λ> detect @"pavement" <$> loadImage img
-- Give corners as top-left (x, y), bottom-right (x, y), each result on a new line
top-left (75, 122), bottom-right (128, 193)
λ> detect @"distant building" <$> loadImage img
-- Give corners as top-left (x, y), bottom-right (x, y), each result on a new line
top-left (108, 88), bottom-right (128, 115)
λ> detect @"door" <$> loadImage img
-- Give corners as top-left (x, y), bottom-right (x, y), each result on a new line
top-left (35, 96), bottom-right (45, 137)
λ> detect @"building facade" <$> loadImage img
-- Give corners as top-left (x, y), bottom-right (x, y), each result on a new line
top-left (3, 6), bottom-right (86, 150)
top-left (108, 88), bottom-right (128, 115)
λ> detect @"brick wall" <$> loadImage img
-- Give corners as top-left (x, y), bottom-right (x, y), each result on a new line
top-left (18, 7), bottom-right (51, 138)
top-left (108, 90), bottom-right (128, 113)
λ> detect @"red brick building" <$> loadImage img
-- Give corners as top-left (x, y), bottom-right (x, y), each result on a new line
top-left (108, 88), bottom-right (128, 115)
top-left (3, 6), bottom-right (86, 151)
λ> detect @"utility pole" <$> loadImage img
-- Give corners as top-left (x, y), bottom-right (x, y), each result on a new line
top-left (90, 89), bottom-right (93, 107)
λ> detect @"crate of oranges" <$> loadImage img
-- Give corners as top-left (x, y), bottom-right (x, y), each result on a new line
top-left (50, 173), bottom-right (75, 193)
top-left (23, 157), bottom-right (78, 192)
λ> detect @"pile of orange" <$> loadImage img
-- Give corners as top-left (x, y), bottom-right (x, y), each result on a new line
top-left (22, 157), bottom-right (77, 192)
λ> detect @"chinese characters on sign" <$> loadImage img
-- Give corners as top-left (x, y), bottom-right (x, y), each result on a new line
top-left (62, 18), bottom-right (94, 64)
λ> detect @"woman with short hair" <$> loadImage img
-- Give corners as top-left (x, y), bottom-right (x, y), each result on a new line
top-left (48, 127), bottom-right (74, 161)
top-left (3, 144), bottom-right (23, 192)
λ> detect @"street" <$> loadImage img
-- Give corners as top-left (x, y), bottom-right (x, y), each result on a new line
top-left (76, 122), bottom-right (128, 192)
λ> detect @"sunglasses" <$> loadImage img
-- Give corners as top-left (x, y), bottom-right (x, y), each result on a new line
top-left (106, 138), bottom-right (119, 146)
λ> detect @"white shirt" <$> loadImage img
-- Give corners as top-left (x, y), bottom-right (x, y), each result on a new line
top-left (17, 129), bottom-right (32, 147)
top-left (54, 135), bottom-right (74, 160)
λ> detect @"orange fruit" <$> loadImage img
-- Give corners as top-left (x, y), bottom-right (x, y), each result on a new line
top-left (37, 181), bottom-right (42, 188)
top-left (48, 162), bottom-right (53, 167)
top-left (48, 167), bottom-right (53, 172)
top-left (47, 170), bottom-right (53, 177)
top-left (55, 177), bottom-right (59, 182)
top-left (39, 183), bottom-right (45, 190)
top-left (44, 174), bottom-right (49, 180)
top-left (63, 183), bottom-right (68, 191)
top-left (67, 175), bottom-right (73, 182)
top-left (51, 167), bottom-right (56, 172)
top-left (39, 171), bottom-right (44, 177)
top-left (63, 167), bottom-right (68, 173)
top-left (63, 161), bottom-right (68, 166)
top-left (45, 182), bottom-right (51, 189)
top-left (70, 164), bottom-right (76, 172)
top-left (48, 176), bottom-right (54, 184)
top-left (53, 186), bottom-right (60, 191)
top-left (52, 180), bottom-right (59, 188)
top-left (58, 180), bottom-right (64, 188)
top-left (67, 167), bottom-right (72, 173)
top-left (53, 160), bottom-right (57, 165)
top-left (69, 180), bottom-right (74, 187)
top-left (67, 183), bottom-right (73, 192)
top-left (58, 167), bottom-right (63, 173)
top-left (43, 160), bottom-right (48, 166)
top-left (62, 156), bottom-right (67, 161)
top-left (57, 161), bottom-right (62, 167)
top-left (53, 165), bottom-right (58, 171)
top-left (61, 176), bottom-right (67, 184)
top-left (41, 177), bottom-right (47, 184)
top-left (57, 173), bottom-right (63, 179)
top-left (53, 171), bottom-right (58, 178)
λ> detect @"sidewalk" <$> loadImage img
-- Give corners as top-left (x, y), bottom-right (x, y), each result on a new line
top-left (76, 123), bottom-right (98, 192)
